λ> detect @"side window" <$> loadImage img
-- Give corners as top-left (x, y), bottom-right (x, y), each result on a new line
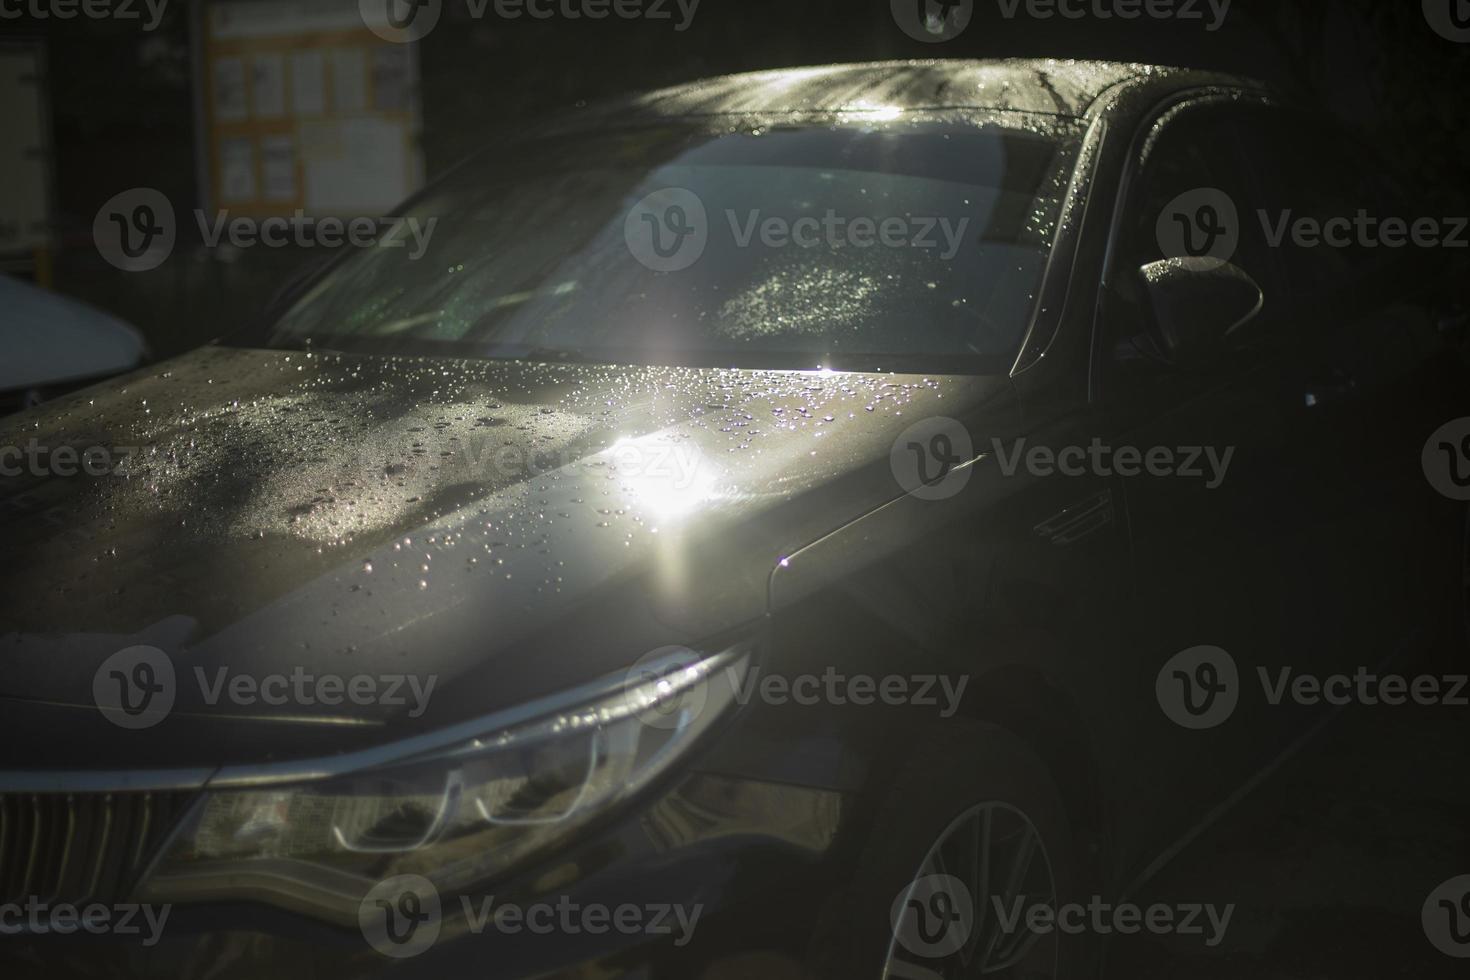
top-left (1231, 108), bottom-right (1409, 312)
top-left (1125, 111), bottom-right (1284, 301)
top-left (1100, 103), bottom-right (1287, 411)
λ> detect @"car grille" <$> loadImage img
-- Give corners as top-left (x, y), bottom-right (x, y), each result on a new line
top-left (0, 791), bottom-right (196, 905)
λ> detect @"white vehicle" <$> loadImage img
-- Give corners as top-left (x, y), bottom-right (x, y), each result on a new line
top-left (0, 275), bottom-right (148, 413)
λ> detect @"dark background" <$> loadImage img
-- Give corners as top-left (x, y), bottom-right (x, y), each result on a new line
top-left (3, 4), bottom-right (1469, 976)
top-left (5, 0), bottom-right (1468, 355)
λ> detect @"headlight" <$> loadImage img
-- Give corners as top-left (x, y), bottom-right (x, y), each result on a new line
top-left (138, 645), bottom-right (748, 924)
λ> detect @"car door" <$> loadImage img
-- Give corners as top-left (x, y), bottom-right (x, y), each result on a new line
top-left (1093, 98), bottom-right (1321, 836)
top-left (1228, 106), bottom-right (1464, 668)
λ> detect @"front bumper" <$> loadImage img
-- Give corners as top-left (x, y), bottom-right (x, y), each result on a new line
top-left (1, 761), bottom-right (850, 980)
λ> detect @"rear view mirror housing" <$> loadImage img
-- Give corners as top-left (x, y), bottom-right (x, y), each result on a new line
top-left (1139, 256), bottom-right (1264, 368)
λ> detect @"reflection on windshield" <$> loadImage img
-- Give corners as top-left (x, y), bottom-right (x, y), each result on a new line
top-left (264, 114), bottom-right (1081, 372)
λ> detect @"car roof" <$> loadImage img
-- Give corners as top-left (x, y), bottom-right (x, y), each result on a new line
top-left (606, 59), bottom-right (1249, 121)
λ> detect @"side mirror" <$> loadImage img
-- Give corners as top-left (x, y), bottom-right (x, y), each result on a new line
top-left (1139, 257), bottom-right (1264, 367)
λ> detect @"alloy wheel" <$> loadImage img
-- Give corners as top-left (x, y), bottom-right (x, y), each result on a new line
top-left (883, 801), bottom-right (1058, 980)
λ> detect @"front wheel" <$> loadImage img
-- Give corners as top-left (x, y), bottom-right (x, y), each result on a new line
top-left (813, 721), bottom-right (1092, 979)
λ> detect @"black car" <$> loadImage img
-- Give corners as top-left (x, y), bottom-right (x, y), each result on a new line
top-left (1, 59), bottom-right (1464, 979)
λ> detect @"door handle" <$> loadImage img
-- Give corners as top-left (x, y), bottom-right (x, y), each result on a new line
top-left (1302, 367), bottom-right (1357, 408)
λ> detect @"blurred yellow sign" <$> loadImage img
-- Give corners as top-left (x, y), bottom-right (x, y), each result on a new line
top-left (196, 0), bottom-right (424, 218)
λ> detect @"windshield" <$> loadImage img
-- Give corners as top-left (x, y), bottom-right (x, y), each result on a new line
top-left (253, 112), bottom-right (1082, 373)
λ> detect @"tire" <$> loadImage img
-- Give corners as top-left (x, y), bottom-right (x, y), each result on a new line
top-left (810, 720), bottom-right (1093, 979)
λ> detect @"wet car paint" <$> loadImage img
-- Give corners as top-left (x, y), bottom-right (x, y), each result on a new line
top-left (1, 57), bottom-right (1465, 979)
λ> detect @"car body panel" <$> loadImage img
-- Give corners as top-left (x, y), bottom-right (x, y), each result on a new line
top-left (0, 274), bottom-right (147, 394)
top-left (0, 344), bottom-right (1020, 770)
top-left (1, 58), bottom-right (1462, 980)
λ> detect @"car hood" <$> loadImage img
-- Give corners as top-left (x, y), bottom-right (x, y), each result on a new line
top-left (0, 346), bottom-right (1017, 771)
